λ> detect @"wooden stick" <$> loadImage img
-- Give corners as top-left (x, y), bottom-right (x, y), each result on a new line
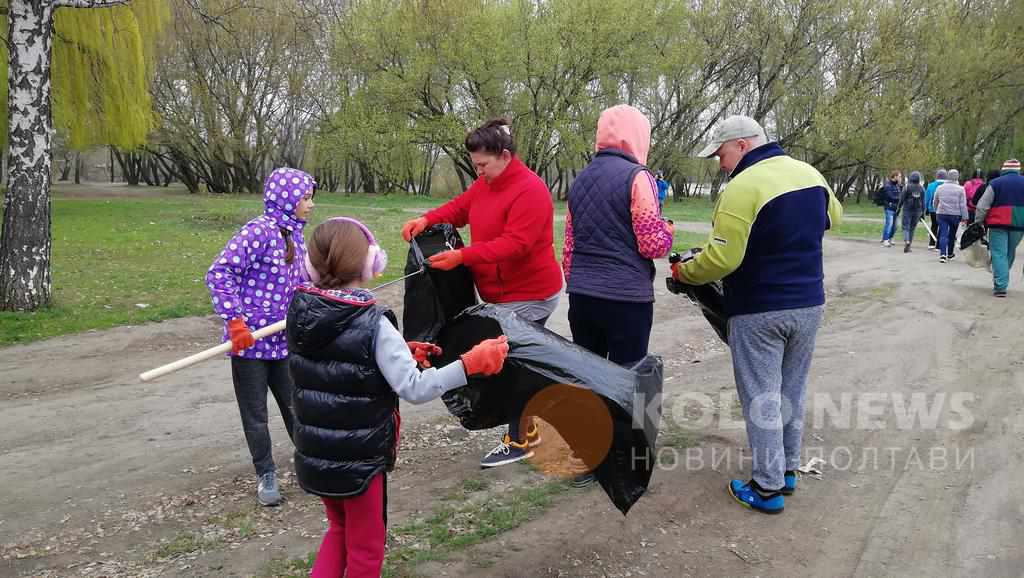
top-left (138, 268), bottom-right (427, 383)
top-left (920, 216), bottom-right (938, 243)
top-left (139, 320), bottom-right (286, 382)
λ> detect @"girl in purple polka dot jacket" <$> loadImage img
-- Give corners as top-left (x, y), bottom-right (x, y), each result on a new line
top-left (205, 167), bottom-right (316, 506)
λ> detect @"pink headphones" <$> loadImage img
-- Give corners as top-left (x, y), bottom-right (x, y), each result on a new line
top-left (305, 217), bottom-right (388, 284)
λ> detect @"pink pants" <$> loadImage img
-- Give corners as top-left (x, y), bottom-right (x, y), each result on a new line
top-left (310, 474), bottom-right (386, 578)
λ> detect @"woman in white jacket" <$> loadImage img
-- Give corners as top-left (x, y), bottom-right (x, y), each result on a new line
top-left (933, 168), bottom-right (968, 262)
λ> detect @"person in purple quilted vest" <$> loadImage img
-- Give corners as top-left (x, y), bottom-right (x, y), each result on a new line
top-left (563, 104), bottom-right (674, 365)
top-left (561, 104), bottom-right (674, 487)
top-left (206, 167), bottom-right (316, 506)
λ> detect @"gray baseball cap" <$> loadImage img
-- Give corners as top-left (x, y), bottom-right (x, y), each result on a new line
top-left (696, 115), bottom-right (768, 158)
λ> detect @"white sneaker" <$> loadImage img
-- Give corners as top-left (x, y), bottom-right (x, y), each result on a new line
top-left (257, 471), bottom-right (282, 506)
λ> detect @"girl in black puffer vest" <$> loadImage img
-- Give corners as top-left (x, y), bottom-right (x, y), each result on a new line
top-left (287, 217), bottom-right (508, 577)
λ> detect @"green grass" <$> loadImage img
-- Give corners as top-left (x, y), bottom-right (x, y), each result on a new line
top-left (0, 187), bottom-right (880, 346)
top-left (661, 196), bottom-right (882, 222)
top-left (459, 476), bottom-right (492, 494)
top-left (841, 201), bottom-right (886, 218)
top-left (831, 217), bottom-right (886, 239)
top-left (659, 197), bottom-right (716, 223)
top-left (258, 551), bottom-right (316, 578)
top-left (658, 413), bottom-right (702, 449)
top-left (381, 479), bottom-right (570, 578)
top-left (153, 531), bottom-right (222, 560)
top-left (256, 479), bottom-right (568, 578)
top-left (0, 191), bottom-right (446, 346)
top-left (219, 510), bottom-right (257, 539)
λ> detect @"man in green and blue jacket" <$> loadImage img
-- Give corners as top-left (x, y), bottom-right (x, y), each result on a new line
top-left (673, 115), bottom-right (843, 514)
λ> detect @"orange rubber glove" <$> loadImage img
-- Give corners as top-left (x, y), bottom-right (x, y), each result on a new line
top-left (461, 335), bottom-right (509, 376)
top-left (428, 249), bottom-right (464, 271)
top-left (227, 317), bottom-right (255, 354)
top-left (401, 217), bottom-right (430, 242)
top-left (407, 341), bottom-right (443, 368)
top-left (671, 261), bottom-right (687, 283)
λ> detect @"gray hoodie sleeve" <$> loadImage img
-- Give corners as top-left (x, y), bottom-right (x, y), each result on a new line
top-left (375, 318), bottom-right (468, 404)
top-left (974, 185), bottom-right (995, 224)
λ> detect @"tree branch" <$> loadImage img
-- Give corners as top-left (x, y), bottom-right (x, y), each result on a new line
top-left (54, 0), bottom-right (129, 7)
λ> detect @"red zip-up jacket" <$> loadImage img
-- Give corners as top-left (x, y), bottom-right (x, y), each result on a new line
top-left (424, 156), bottom-right (563, 303)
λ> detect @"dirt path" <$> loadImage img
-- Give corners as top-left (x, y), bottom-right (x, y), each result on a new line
top-left (3, 237), bottom-right (1022, 578)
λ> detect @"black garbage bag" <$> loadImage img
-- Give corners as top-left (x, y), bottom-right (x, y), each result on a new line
top-left (666, 249), bottom-right (728, 343)
top-left (435, 304), bottom-right (663, 515)
top-left (960, 221), bottom-right (987, 251)
top-left (401, 224), bottom-right (477, 342)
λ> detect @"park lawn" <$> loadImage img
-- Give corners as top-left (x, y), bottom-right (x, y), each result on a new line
top-left (0, 191), bottom-right (877, 346)
top-left (0, 193), bottom-right (444, 345)
top-left (841, 202), bottom-right (885, 218)
top-left (831, 217), bottom-right (887, 239)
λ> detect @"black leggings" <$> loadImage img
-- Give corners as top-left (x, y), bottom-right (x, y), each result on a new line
top-left (567, 293), bottom-right (654, 366)
top-left (231, 357), bottom-right (295, 476)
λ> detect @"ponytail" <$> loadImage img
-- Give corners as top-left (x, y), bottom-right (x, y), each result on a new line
top-left (281, 227), bottom-right (295, 264)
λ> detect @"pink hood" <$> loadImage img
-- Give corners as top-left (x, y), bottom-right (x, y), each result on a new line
top-left (595, 104), bottom-right (651, 165)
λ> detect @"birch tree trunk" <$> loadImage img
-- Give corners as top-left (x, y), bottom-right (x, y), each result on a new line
top-left (0, 0), bottom-right (128, 311)
top-left (0, 0), bottom-right (57, 310)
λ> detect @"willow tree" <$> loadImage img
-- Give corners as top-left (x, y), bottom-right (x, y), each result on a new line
top-left (0, 0), bottom-right (163, 311)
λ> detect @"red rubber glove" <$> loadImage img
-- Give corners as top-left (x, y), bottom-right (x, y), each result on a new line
top-left (407, 341), bottom-right (442, 368)
top-left (401, 217), bottom-right (430, 242)
top-left (428, 249), bottom-right (464, 271)
top-left (461, 335), bottom-right (509, 376)
top-left (227, 317), bottom-right (255, 354)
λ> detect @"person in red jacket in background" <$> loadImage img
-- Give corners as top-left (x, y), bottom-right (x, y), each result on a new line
top-left (401, 118), bottom-right (563, 468)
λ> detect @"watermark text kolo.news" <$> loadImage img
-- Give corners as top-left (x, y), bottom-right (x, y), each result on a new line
top-left (633, 391), bottom-right (977, 431)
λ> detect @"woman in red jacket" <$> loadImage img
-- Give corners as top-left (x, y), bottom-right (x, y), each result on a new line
top-left (402, 118), bottom-right (563, 468)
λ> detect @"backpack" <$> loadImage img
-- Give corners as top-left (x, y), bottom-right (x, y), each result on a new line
top-left (872, 185), bottom-right (886, 206)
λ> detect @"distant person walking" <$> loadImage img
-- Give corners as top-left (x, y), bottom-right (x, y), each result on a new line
top-left (933, 169), bottom-right (968, 263)
top-left (879, 170), bottom-right (902, 247)
top-left (655, 170), bottom-right (670, 211)
top-left (964, 169), bottom-right (985, 223)
top-left (924, 169), bottom-right (947, 250)
top-left (973, 169), bottom-right (1002, 209)
top-left (898, 171), bottom-right (927, 252)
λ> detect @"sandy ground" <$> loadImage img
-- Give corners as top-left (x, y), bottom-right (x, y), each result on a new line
top-left (2, 235), bottom-right (1023, 578)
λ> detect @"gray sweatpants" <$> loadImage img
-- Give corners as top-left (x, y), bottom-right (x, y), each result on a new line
top-left (728, 305), bottom-right (824, 491)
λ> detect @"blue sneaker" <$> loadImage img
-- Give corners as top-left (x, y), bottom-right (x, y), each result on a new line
top-left (782, 470), bottom-right (798, 495)
top-left (480, 435), bottom-right (533, 468)
top-left (727, 479), bottom-right (784, 514)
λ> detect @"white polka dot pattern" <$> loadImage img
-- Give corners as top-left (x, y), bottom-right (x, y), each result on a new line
top-left (206, 167), bottom-right (316, 359)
